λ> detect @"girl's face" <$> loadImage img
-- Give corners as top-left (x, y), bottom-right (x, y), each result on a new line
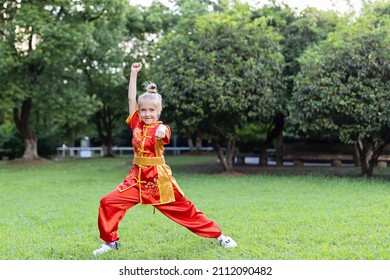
top-left (138, 99), bottom-right (161, 124)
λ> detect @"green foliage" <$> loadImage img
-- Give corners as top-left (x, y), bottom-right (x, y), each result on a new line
top-left (74, 1), bottom-right (131, 151)
top-left (0, 122), bottom-right (66, 159)
top-left (173, 0), bottom-right (218, 18)
top-left (0, 1), bottom-right (139, 154)
top-left (289, 2), bottom-right (390, 176)
top-left (251, 4), bottom-right (345, 125)
top-left (236, 123), bottom-right (267, 153)
top-left (282, 7), bottom-right (345, 78)
top-left (1, 1), bottom-right (84, 100)
top-left (255, 5), bottom-right (344, 78)
top-left (36, 134), bottom-right (59, 159)
top-left (0, 1), bottom-right (107, 155)
top-left (0, 122), bottom-right (13, 144)
top-left (2, 0), bottom-right (387, 162)
top-left (152, 4), bottom-right (284, 147)
top-left (0, 124), bottom-right (24, 159)
top-left (290, 11), bottom-right (390, 143)
top-left (362, 0), bottom-right (390, 17)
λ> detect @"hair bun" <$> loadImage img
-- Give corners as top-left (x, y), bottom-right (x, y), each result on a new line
top-left (146, 83), bottom-right (158, 94)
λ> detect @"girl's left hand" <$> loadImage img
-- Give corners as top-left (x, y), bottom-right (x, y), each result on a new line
top-left (131, 62), bottom-right (142, 73)
top-left (155, 125), bottom-right (167, 140)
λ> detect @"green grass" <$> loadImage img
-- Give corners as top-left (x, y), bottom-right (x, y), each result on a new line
top-left (0, 156), bottom-right (389, 260)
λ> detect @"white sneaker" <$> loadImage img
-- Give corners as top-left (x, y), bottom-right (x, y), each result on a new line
top-left (217, 235), bottom-right (237, 248)
top-left (93, 241), bottom-right (118, 255)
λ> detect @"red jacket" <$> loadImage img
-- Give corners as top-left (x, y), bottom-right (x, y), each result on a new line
top-left (116, 109), bottom-right (183, 205)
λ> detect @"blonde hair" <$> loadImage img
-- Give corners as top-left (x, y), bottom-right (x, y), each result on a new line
top-left (138, 82), bottom-right (162, 111)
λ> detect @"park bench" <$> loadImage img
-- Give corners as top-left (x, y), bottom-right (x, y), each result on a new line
top-left (235, 151), bottom-right (390, 167)
top-left (282, 152), bottom-right (354, 166)
top-left (283, 152), bottom-right (390, 167)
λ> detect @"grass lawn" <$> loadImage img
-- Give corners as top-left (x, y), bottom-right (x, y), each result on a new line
top-left (0, 156), bottom-right (389, 260)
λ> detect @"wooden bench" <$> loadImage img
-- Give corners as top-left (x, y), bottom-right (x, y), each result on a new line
top-left (235, 152), bottom-right (390, 167)
top-left (282, 153), bottom-right (354, 167)
top-left (377, 155), bottom-right (390, 167)
top-left (285, 153), bottom-right (390, 167)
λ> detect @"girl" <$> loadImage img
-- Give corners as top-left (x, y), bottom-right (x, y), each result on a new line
top-left (93, 62), bottom-right (236, 255)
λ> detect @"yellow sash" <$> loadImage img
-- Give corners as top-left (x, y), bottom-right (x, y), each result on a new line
top-left (133, 156), bottom-right (165, 166)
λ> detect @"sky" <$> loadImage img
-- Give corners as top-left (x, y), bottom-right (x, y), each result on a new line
top-left (129, 0), bottom-right (364, 14)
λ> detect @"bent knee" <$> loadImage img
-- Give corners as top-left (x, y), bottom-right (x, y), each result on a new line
top-left (100, 194), bottom-right (112, 207)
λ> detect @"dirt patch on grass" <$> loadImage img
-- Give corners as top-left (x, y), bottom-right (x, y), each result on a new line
top-left (178, 161), bottom-right (390, 178)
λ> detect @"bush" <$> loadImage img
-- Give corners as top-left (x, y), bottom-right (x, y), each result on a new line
top-left (0, 130), bottom-right (24, 160)
top-left (37, 135), bottom-right (59, 159)
top-left (0, 124), bottom-right (59, 159)
top-left (236, 123), bottom-right (266, 153)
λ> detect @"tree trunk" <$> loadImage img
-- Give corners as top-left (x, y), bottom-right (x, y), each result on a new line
top-left (13, 98), bottom-right (40, 160)
top-left (102, 142), bottom-right (114, 157)
top-left (225, 138), bottom-right (235, 171)
top-left (102, 129), bottom-right (114, 157)
top-left (23, 136), bottom-right (39, 160)
top-left (95, 107), bottom-right (115, 157)
top-left (259, 113), bottom-right (285, 167)
top-left (214, 143), bottom-right (228, 172)
top-left (259, 146), bottom-right (268, 166)
top-left (195, 131), bottom-right (203, 152)
top-left (214, 139), bottom-right (235, 172)
top-left (185, 127), bottom-right (194, 151)
top-left (356, 140), bottom-right (385, 177)
top-left (353, 143), bottom-right (361, 167)
top-left (275, 128), bottom-right (283, 167)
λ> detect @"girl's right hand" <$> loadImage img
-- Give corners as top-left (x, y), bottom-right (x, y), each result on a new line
top-left (131, 62), bottom-right (142, 73)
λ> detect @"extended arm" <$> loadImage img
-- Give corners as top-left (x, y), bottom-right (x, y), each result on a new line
top-left (128, 62), bottom-right (142, 115)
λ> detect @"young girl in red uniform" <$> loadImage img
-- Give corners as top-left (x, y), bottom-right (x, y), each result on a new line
top-left (93, 62), bottom-right (236, 255)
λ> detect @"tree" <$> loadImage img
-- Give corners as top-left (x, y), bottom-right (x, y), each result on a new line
top-left (290, 2), bottom-right (390, 177)
top-left (0, 0), bottom-right (100, 160)
top-left (153, 3), bottom-right (284, 171)
top-left (74, 0), bottom-right (131, 157)
top-left (136, 0), bottom-right (241, 151)
top-left (252, 4), bottom-right (344, 166)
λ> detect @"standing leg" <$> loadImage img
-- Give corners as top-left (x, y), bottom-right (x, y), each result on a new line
top-left (98, 186), bottom-right (140, 242)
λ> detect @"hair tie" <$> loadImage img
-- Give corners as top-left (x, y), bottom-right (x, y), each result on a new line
top-left (146, 83), bottom-right (158, 94)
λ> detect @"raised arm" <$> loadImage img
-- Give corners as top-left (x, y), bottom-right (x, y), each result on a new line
top-left (128, 62), bottom-right (142, 115)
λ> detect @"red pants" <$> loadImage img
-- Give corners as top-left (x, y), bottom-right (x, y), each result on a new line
top-left (98, 185), bottom-right (222, 242)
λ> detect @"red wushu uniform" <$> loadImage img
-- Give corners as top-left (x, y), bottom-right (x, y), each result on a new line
top-left (97, 109), bottom-right (222, 243)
